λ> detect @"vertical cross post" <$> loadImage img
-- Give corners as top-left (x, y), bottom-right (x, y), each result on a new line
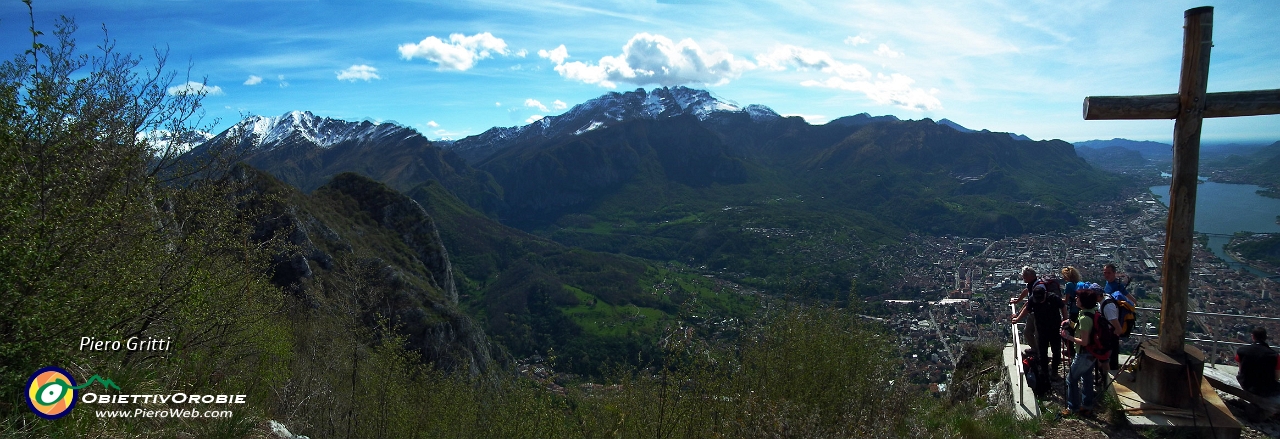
top-left (1159, 6), bottom-right (1213, 355)
top-left (1085, 5), bottom-right (1280, 414)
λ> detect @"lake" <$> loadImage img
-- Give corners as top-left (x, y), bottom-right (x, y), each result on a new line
top-left (1150, 181), bottom-right (1280, 276)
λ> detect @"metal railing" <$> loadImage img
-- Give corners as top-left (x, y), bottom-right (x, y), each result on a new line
top-left (1129, 306), bottom-right (1280, 364)
top-left (1009, 302), bottom-right (1026, 406)
top-left (1004, 303), bottom-right (1279, 409)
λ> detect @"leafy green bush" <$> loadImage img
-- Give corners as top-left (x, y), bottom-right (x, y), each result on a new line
top-left (0, 13), bottom-right (289, 437)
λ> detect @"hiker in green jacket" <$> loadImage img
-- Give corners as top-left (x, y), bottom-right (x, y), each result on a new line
top-left (1060, 292), bottom-right (1100, 417)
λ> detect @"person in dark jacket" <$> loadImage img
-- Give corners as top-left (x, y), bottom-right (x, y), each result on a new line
top-left (1012, 283), bottom-right (1067, 380)
top-left (1236, 327), bottom-right (1280, 397)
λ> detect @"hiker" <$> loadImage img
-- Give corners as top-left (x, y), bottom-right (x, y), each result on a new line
top-left (1103, 263), bottom-right (1136, 305)
top-left (1100, 265), bottom-right (1136, 372)
top-left (1060, 266), bottom-right (1083, 357)
top-left (1009, 266), bottom-right (1040, 349)
top-left (1061, 267), bottom-right (1083, 320)
top-left (1236, 327), bottom-right (1280, 397)
top-left (1060, 291), bottom-right (1106, 417)
top-left (1012, 283), bottom-right (1067, 381)
top-left (1009, 266), bottom-right (1039, 304)
top-left (1095, 284), bottom-right (1126, 373)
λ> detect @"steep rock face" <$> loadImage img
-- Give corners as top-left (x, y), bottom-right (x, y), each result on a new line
top-left (235, 166), bottom-right (493, 375)
top-left (319, 173), bottom-right (458, 304)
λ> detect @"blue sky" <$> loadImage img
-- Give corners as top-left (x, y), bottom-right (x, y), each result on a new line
top-left (2, 0), bottom-right (1277, 144)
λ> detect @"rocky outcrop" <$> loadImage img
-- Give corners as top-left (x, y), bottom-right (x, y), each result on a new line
top-left (234, 165), bottom-right (493, 375)
top-left (320, 173), bottom-right (458, 304)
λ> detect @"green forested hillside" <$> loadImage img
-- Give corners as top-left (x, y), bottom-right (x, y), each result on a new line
top-left (408, 180), bottom-right (756, 375)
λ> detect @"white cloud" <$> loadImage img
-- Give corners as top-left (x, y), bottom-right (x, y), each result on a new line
top-left (398, 32), bottom-right (510, 71)
top-left (802, 73), bottom-right (941, 111)
top-left (755, 45), bottom-right (870, 79)
top-left (525, 114), bottom-right (544, 124)
top-left (538, 45), bottom-right (569, 64)
top-left (244, 75), bottom-right (263, 86)
top-left (524, 99), bottom-right (549, 112)
top-left (844, 35), bottom-right (870, 46)
top-left (754, 43), bottom-right (938, 110)
top-left (515, 49), bottom-right (528, 57)
top-left (277, 75), bottom-right (289, 88)
top-left (167, 81), bottom-right (224, 96)
top-left (427, 120), bottom-right (439, 127)
top-left (337, 64), bottom-right (381, 81)
top-left (495, 102), bottom-right (502, 107)
top-left (874, 43), bottom-right (904, 58)
top-left (553, 100), bottom-right (568, 110)
top-left (547, 33), bottom-right (754, 88)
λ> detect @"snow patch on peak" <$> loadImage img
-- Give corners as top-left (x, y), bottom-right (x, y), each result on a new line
top-left (642, 90), bottom-right (667, 118)
top-left (235, 111), bottom-right (416, 150)
top-left (744, 104), bottom-right (780, 121)
top-left (574, 121), bottom-right (606, 136)
top-left (660, 87), bottom-right (740, 119)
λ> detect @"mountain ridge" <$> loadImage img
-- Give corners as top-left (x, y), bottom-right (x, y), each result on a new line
top-left (442, 86), bottom-right (782, 164)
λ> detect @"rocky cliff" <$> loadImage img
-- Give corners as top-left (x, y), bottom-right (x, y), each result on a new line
top-left (233, 164), bottom-right (494, 375)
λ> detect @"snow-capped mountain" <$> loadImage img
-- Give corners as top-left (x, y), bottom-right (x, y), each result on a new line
top-left (199, 111), bottom-right (502, 211)
top-left (443, 86), bottom-right (781, 163)
top-left (222, 110), bottom-right (420, 152)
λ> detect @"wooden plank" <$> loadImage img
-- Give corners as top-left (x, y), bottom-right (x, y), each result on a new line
top-left (1159, 5), bottom-right (1213, 355)
top-left (1083, 89), bottom-right (1280, 120)
top-left (1113, 368), bottom-right (1244, 437)
top-left (1204, 90), bottom-right (1280, 117)
top-left (1084, 94), bottom-right (1179, 119)
top-left (1204, 365), bottom-right (1280, 418)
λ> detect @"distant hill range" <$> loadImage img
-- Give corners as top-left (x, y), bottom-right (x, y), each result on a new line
top-left (1072, 138), bottom-right (1276, 170)
top-left (192, 86), bottom-right (1126, 371)
top-left (935, 118), bottom-right (1034, 142)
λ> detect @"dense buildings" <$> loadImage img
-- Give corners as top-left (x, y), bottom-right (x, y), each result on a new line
top-left (875, 187), bottom-right (1280, 390)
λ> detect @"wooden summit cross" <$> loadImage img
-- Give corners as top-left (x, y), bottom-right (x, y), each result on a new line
top-left (1085, 6), bottom-right (1280, 407)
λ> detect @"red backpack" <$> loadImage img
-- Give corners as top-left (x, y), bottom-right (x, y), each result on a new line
top-left (1083, 311), bottom-right (1115, 362)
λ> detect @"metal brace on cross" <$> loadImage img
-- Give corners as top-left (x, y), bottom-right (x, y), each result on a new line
top-left (1084, 6), bottom-right (1280, 356)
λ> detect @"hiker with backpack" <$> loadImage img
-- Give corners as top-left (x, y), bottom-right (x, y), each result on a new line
top-left (1011, 282), bottom-right (1067, 384)
top-left (1060, 289), bottom-right (1113, 417)
top-left (1010, 266), bottom-right (1042, 351)
top-left (1103, 263), bottom-right (1137, 305)
top-left (1100, 264), bottom-right (1137, 372)
top-left (1009, 266), bottom-right (1040, 304)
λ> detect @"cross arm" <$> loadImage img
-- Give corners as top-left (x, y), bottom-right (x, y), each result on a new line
top-left (1083, 89), bottom-right (1280, 120)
